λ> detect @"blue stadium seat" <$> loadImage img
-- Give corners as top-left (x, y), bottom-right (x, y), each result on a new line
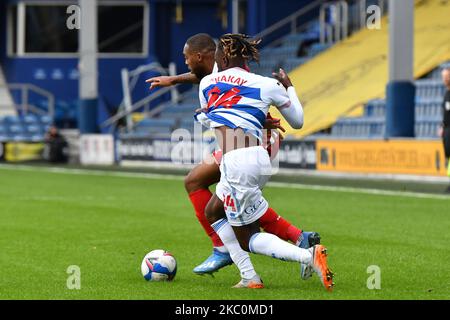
top-left (40, 115), bottom-right (53, 125)
top-left (331, 122), bottom-right (342, 136)
top-left (134, 118), bottom-right (176, 136)
top-left (177, 118), bottom-right (201, 134)
top-left (374, 100), bottom-right (386, 117)
top-left (8, 124), bottom-right (25, 135)
top-left (11, 133), bottom-right (29, 142)
top-left (364, 99), bottom-right (385, 117)
top-left (135, 126), bottom-right (172, 136)
top-left (331, 116), bottom-right (385, 138)
top-left (368, 118), bottom-right (385, 138)
top-left (415, 120), bottom-right (440, 138)
top-left (255, 57), bottom-right (279, 70)
top-left (415, 80), bottom-right (445, 101)
top-left (4, 116), bottom-right (21, 125)
top-left (160, 104), bottom-right (197, 114)
top-left (30, 134), bottom-right (45, 142)
top-left (264, 46), bottom-right (299, 61)
top-left (36, 100), bottom-right (49, 112)
top-left (282, 33), bottom-right (308, 44)
top-left (283, 57), bottom-right (308, 72)
top-left (365, 103), bottom-right (375, 117)
top-left (137, 118), bottom-right (176, 127)
top-left (26, 124), bottom-right (43, 135)
top-left (308, 43), bottom-right (330, 56)
top-left (249, 65), bottom-right (275, 77)
top-left (158, 112), bottom-right (194, 121)
top-left (22, 114), bottom-right (39, 124)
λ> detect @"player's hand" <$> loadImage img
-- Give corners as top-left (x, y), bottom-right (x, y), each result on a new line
top-left (145, 76), bottom-right (175, 90)
top-left (272, 68), bottom-right (293, 89)
top-left (264, 116), bottom-right (286, 132)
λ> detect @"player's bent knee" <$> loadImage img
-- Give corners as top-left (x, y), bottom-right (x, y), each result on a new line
top-left (183, 173), bottom-right (195, 193)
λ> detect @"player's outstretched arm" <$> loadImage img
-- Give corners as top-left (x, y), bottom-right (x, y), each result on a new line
top-left (272, 68), bottom-right (304, 129)
top-left (146, 72), bottom-right (200, 90)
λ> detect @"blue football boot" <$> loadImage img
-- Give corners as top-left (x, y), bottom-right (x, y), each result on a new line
top-left (298, 231), bottom-right (321, 249)
top-left (193, 248), bottom-right (233, 275)
top-left (298, 231), bottom-right (321, 280)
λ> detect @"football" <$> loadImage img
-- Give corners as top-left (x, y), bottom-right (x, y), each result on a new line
top-left (141, 249), bottom-right (177, 281)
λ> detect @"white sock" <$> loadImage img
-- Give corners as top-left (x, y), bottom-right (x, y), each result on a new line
top-left (249, 232), bottom-right (312, 264)
top-left (211, 219), bottom-right (257, 280)
top-left (214, 246), bottom-right (229, 254)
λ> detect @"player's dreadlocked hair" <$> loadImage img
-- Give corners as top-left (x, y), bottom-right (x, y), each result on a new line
top-left (218, 33), bottom-right (261, 63)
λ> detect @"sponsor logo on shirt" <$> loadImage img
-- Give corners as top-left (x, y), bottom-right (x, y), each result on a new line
top-left (244, 199), bottom-right (264, 215)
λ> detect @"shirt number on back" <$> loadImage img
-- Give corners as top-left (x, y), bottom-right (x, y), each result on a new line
top-left (208, 87), bottom-right (243, 109)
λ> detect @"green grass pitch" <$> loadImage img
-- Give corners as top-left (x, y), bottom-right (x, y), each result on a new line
top-left (0, 166), bottom-right (449, 300)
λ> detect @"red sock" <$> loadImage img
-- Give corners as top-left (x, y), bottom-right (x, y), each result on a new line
top-left (188, 189), bottom-right (224, 247)
top-left (259, 207), bottom-right (302, 244)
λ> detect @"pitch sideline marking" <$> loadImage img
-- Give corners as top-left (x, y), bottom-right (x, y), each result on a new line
top-left (0, 164), bottom-right (449, 201)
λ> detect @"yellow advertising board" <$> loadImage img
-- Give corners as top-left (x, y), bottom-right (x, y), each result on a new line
top-left (5, 142), bottom-right (45, 162)
top-left (316, 140), bottom-right (447, 176)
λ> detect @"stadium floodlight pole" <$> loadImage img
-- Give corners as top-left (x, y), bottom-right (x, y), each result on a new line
top-left (78, 0), bottom-right (99, 134)
top-left (385, 0), bottom-right (415, 138)
top-left (232, 0), bottom-right (239, 33)
top-left (17, 2), bottom-right (25, 57)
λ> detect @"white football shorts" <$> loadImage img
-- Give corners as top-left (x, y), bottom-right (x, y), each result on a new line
top-left (216, 146), bottom-right (272, 227)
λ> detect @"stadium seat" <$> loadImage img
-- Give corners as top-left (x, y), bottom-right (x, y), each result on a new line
top-left (158, 112), bottom-right (194, 122)
top-left (307, 43), bottom-right (331, 56)
top-left (26, 124), bottom-right (43, 135)
top-left (177, 118), bottom-right (206, 136)
top-left (30, 134), bottom-right (45, 142)
top-left (8, 124), bottom-right (25, 135)
top-left (3, 115), bottom-right (21, 125)
top-left (415, 79), bottom-right (446, 102)
top-left (137, 118), bottom-right (176, 127)
top-left (135, 126), bottom-right (172, 136)
top-left (22, 114), bottom-right (39, 124)
top-left (331, 115), bottom-right (385, 138)
top-left (40, 115), bottom-right (53, 126)
top-left (134, 118), bottom-right (176, 137)
top-left (36, 100), bottom-right (49, 112)
top-left (282, 33), bottom-right (308, 44)
top-left (255, 57), bottom-right (279, 70)
top-left (415, 120), bottom-right (441, 138)
top-left (160, 104), bottom-right (197, 114)
top-left (283, 57), bottom-right (308, 72)
top-left (368, 118), bottom-right (385, 138)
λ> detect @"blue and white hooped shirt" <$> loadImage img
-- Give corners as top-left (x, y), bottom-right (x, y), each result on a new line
top-left (195, 67), bottom-right (291, 141)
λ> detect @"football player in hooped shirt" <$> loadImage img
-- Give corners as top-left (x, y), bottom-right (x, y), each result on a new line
top-left (196, 33), bottom-right (333, 291)
top-left (146, 33), bottom-right (320, 280)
